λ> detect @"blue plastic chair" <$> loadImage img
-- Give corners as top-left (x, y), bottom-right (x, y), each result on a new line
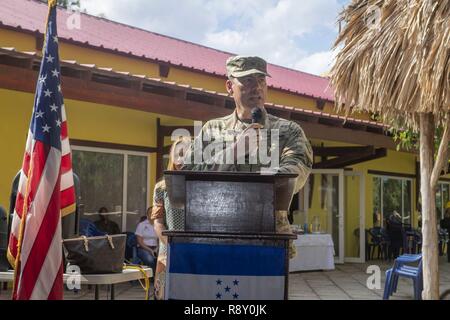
top-left (78, 218), bottom-right (106, 237)
top-left (383, 254), bottom-right (422, 300)
top-left (125, 232), bottom-right (142, 265)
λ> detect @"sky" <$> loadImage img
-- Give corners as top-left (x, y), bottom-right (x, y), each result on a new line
top-left (80, 0), bottom-right (350, 76)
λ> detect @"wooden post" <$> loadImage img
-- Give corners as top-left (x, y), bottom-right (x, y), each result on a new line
top-left (156, 118), bottom-right (164, 181)
top-left (419, 113), bottom-right (439, 300)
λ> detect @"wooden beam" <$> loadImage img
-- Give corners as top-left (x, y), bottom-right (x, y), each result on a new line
top-left (71, 139), bottom-right (157, 153)
top-left (314, 148), bottom-right (386, 169)
top-left (265, 107), bottom-right (292, 120)
top-left (298, 121), bottom-right (397, 150)
top-left (344, 148), bottom-right (387, 167)
top-left (161, 125), bottom-right (195, 137)
top-left (0, 64), bottom-right (229, 121)
top-left (368, 169), bottom-right (416, 179)
top-left (211, 96), bottom-right (227, 108)
top-left (318, 117), bottom-right (344, 128)
top-left (312, 146), bottom-right (374, 157)
top-left (0, 54), bottom-right (34, 69)
top-left (80, 69), bottom-right (93, 81)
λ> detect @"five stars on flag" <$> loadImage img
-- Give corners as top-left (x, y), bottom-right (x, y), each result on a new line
top-left (215, 279), bottom-right (239, 300)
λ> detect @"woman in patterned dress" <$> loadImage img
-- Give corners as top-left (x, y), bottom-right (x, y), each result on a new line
top-left (151, 136), bottom-right (191, 300)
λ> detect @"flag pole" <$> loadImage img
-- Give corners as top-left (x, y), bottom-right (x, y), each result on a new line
top-left (11, 0), bottom-right (57, 300)
top-left (43, 0), bottom-right (57, 54)
top-left (11, 162), bottom-right (34, 299)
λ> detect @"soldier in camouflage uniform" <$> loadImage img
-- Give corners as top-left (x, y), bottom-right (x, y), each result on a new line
top-left (182, 56), bottom-right (313, 258)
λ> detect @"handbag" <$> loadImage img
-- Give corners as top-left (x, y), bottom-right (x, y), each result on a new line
top-left (62, 234), bottom-right (126, 274)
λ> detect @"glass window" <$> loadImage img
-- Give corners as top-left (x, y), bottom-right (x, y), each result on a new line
top-left (436, 184), bottom-right (443, 221)
top-left (372, 176), bottom-right (412, 226)
top-left (126, 155), bottom-right (148, 232)
top-left (382, 178), bottom-right (402, 220)
top-left (403, 180), bottom-right (412, 225)
top-left (72, 149), bottom-right (148, 233)
top-left (437, 182), bottom-right (450, 220)
top-left (372, 177), bottom-right (382, 226)
top-left (443, 184), bottom-right (449, 216)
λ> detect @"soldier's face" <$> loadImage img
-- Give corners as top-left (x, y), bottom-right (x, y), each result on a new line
top-left (227, 74), bottom-right (267, 110)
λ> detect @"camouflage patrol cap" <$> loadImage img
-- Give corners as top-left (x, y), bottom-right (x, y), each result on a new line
top-left (226, 55), bottom-right (271, 78)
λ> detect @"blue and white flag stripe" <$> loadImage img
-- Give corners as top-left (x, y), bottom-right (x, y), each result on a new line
top-left (168, 243), bottom-right (285, 276)
top-left (166, 242), bottom-right (286, 300)
top-left (166, 274), bottom-right (285, 300)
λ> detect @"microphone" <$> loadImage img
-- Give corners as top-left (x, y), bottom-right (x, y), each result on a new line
top-left (251, 107), bottom-right (263, 124)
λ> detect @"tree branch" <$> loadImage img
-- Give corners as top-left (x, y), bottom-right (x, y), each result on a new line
top-left (431, 116), bottom-right (450, 188)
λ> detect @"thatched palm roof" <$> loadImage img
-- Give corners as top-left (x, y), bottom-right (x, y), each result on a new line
top-left (330, 0), bottom-right (449, 129)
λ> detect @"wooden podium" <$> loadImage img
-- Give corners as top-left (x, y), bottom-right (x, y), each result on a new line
top-left (163, 171), bottom-right (297, 300)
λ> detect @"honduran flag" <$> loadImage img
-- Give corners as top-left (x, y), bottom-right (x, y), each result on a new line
top-left (165, 242), bottom-right (286, 300)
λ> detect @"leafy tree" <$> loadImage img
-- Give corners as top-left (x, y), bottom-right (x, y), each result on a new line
top-left (40, 0), bottom-right (80, 9)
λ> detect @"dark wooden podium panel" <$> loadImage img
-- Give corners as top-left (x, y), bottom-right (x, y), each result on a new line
top-left (186, 180), bottom-right (274, 233)
top-left (164, 171), bottom-right (298, 233)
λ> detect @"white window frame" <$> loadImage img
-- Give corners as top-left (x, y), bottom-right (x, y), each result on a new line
top-left (437, 181), bottom-right (450, 220)
top-left (72, 145), bottom-right (150, 232)
top-left (373, 175), bottom-right (414, 226)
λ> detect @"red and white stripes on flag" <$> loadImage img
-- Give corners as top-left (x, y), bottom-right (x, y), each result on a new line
top-left (7, 2), bottom-right (75, 300)
top-left (7, 106), bottom-right (75, 300)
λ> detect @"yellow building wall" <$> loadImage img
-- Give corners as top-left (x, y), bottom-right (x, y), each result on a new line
top-left (0, 29), bottom-right (35, 52)
top-left (0, 88), bottom-right (193, 211)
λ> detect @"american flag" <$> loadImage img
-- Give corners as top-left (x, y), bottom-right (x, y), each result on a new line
top-left (7, 2), bottom-right (75, 300)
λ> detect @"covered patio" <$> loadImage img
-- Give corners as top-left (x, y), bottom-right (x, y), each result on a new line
top-left (2, 257), bottom-right (448, 300)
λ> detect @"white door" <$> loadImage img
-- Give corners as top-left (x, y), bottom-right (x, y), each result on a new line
top-left (304, 169), bottom-right (345, 264)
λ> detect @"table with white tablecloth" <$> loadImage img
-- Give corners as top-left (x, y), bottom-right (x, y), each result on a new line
top-left (289, 234), bottom-right (335, 272)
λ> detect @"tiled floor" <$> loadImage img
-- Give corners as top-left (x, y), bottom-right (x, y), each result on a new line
top-left (2, 257), bottom-right (450, 300)
top-left (289, 257), bottom-right (450, 300)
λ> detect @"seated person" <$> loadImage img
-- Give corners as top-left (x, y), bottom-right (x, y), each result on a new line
top-left (94, 207), bottom-right (121, 235)
top-left (386, 211), bottom-right (403, 259)
top-left (135, 207), bottom-right (158, 271)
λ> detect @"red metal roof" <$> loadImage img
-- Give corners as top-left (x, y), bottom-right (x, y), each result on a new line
top-left (0, 0), bottom-right (335, 102)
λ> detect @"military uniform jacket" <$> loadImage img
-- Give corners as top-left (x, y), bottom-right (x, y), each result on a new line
top-left (183, 109), bottom-right (313, 194)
